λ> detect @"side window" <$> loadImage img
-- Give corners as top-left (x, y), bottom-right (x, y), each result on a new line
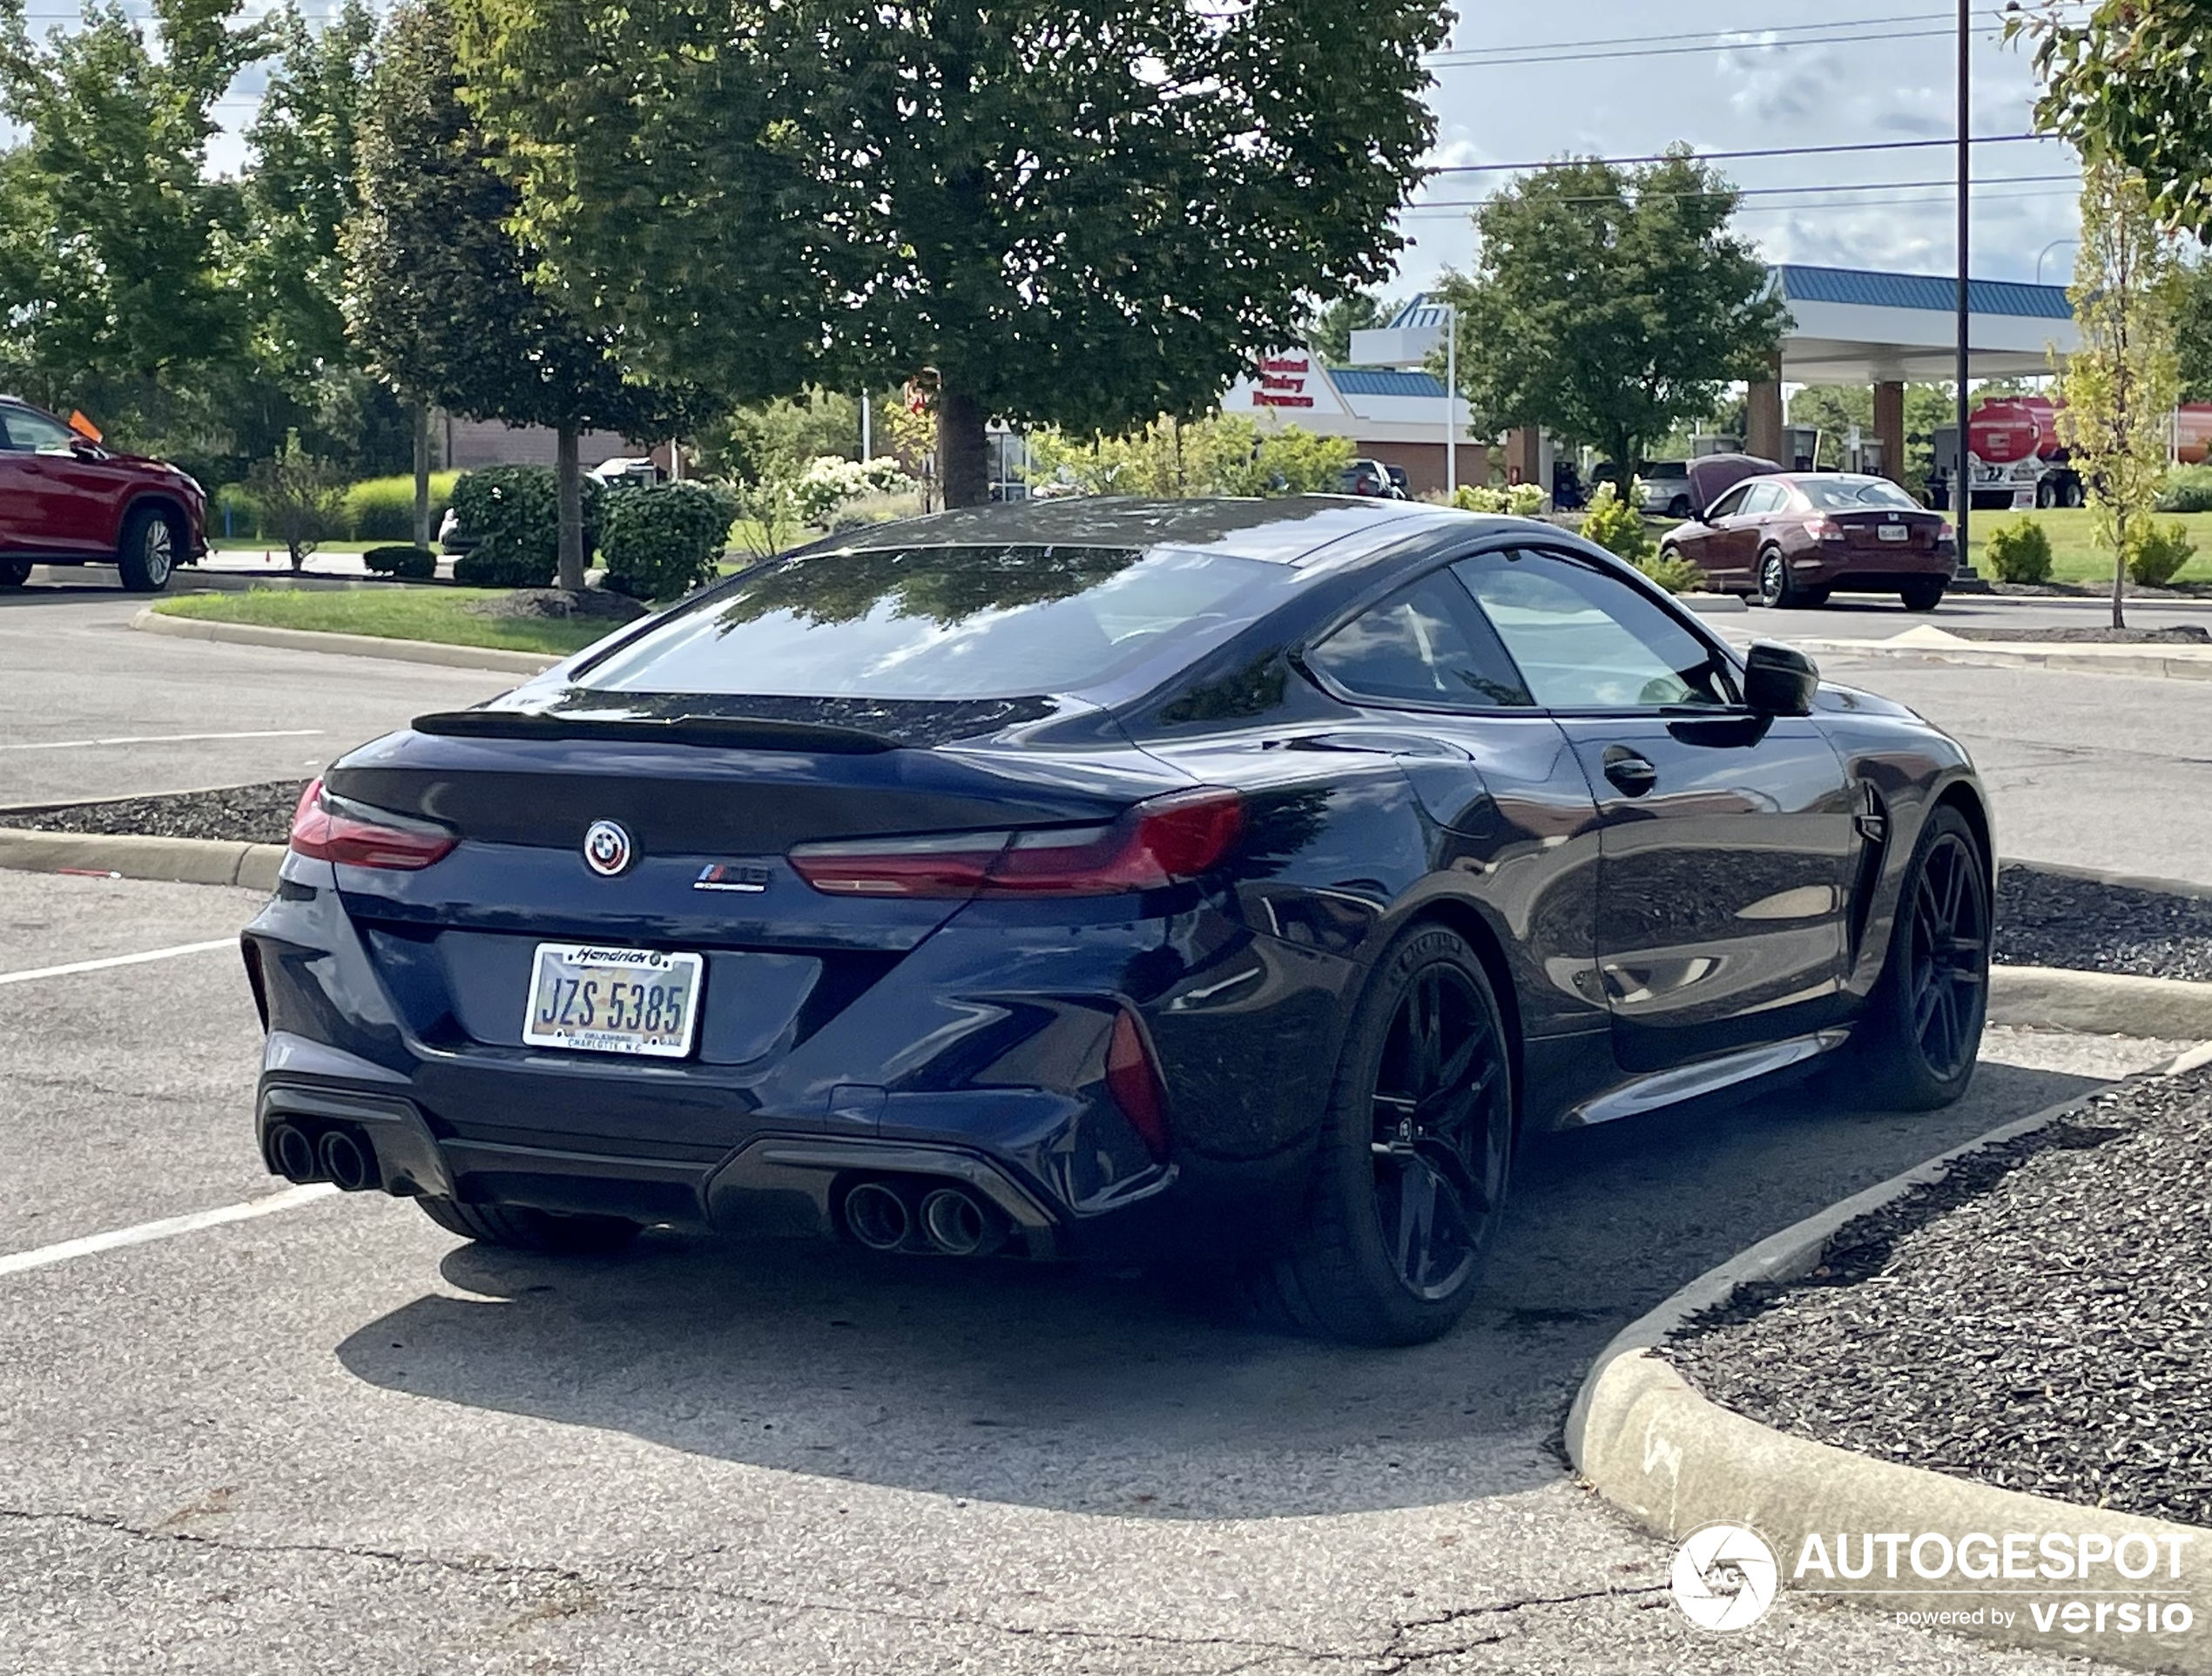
top-left (1307, 569), bottom-right (1534, 709)
top-left (0, 406), bottom-right (73, 453)
top-left (1453, 549), bottom-right (1740, 712)
top-left (1704, 484), bottom-right (1751, 520)
top-left (1740, 481), bottom-right (1785, 517)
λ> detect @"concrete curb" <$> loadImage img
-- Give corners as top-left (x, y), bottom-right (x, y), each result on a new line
top-left (1565, 1085), bottom-right (2212, 1672)
top-left (132, 606), bottom-right (557, 675)
top-left (1787, 627), bottom-right (2212, 682)
top-left (0, 827), bottom-right (286, 892)
top-left (1992, 964), bottom-right (2212, 1038)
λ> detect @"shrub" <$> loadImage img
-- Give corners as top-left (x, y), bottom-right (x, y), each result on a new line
top-left (1578, 482), bottom-right (1656, 565)
top-left (450, 466), bottom-right (603, 588)
top-left (1983, 517), bottom-right (2054, 584)
top-left (246, 433), bottom-right (345, 571)
top-left (1635, 551), bottom-right (1707, 594)
top-left (2127, 517), bottom-right (2197, 586)
top-left (362, 544), bottom-right (436, 580)
top-left (344, 471), bottom-right (461, 541)
top-left (601, 483), bottom-right (739, 601)
top-left (1452, 484), bottom-right (1507, 513)
top-left (1506, 482), bottom-right (1548, 517)
top-left (2156, 465), bottom-right (2212, 515)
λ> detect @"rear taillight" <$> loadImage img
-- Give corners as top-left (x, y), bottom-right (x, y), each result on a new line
top-left (788, 787), bottom-right (1245, 900)
top-left (1938, 520), bottom-right (1956, 544)
top-left (288, 778), bottom-right (457, 870)
top-left (1105, 1009), bottom-right (1170, 1160)
top-left (1804, 517), bottom-right (1844, 542)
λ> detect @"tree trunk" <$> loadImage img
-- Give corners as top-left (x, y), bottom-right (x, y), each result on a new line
top-left (937, 389), bottom-right (989, 508)
top-left (412, 402), bottom-right (432, 551)
top-left (556, 425), bottom-right (585, 592)
top-left (2114, 546), bottom-right (2127, 631)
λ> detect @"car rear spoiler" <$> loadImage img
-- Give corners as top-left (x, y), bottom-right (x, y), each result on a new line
top-left (410, 709), bottom-right (900, 755)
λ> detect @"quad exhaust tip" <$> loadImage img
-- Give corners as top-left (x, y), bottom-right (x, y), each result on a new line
top-left (269, 1122), bottom-right (319, 1185)
top-left (842, 1180), bottom-right (912, 1252)
top-left (841, 1179), bottom-right (1008, 1257)
top-left (319, 1127), bottom-right (377, 1193)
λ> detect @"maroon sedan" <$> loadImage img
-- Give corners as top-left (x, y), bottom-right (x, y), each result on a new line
top-left (1660, 459), bottom-right (1956, 611)
top-left (0, 397), bottom-right (206, 591)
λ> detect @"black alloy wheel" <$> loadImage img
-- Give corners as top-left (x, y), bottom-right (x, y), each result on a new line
top-left (0, 556), bottom-right (30, 589)
top-left (1369, 963), bottom-right (1511, 1302)
top-left (1851, 804), bottom-right (1990, 1109)
top-left (1757, 547), bottom-right (1797, 608)
top-left (1243, 924), bottom-right (1514, 1344)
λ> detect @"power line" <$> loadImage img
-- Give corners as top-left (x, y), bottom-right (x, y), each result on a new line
top-left (1398, 184), bottom-right (2080, 218)
top-left (1406, 172), bottom-right (2079, 209)
top-left (1426, 132), bottom-right (2053, 175)
top-left (1431, 26), bottom-right (1964, 68)
top-left (1423, 3), bottom-right (2090, 64)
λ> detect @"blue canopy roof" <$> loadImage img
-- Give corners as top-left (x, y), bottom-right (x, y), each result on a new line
top-left (1332, 368), bottom-right (1448, 397)
top-left (1770, 264), bottom-right (2073, 321)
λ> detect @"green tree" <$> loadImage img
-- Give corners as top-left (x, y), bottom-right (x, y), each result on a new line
top-left (1307, 294), bottom-right (1400, 366)
top-left (455, 0), bottom-right (1447, 506)
top-left (246, 429), bottom-right (346, 571)
top-left (1025, 415), bottom-right (1350, 496)
top-left (0, 0), bottom-right (268, 443)
top-left (2178, 262), bottom-right (2212, 403)
top-left (2058, 159), bottom-right (2183, 628)
top-left (2016, 2), bottom-right (2212, 241)
top-left (1437, 152), bottom-right (1787, 471)
top-left (347, 0), bottom-right (670, 583)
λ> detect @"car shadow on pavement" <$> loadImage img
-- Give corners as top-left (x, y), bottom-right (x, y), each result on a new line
top-left (334, 1058), bottom-right (2103, 1521)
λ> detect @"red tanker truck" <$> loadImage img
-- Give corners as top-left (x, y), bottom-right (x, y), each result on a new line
top-left (1933, 396), bottom-right (2212, 511)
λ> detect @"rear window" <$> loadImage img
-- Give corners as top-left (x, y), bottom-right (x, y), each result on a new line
top-left (1799, 477), bottom-right (1923, 511)
top-left (574, 544), bottom-right (1289, 699)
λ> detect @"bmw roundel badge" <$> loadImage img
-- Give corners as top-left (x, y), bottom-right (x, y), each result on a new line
top-left (583, 819), bottom-right (634, 877)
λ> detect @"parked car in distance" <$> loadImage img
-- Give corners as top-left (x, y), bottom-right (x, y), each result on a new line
top-left (1385, 464), bottom-right (1411, 497)
top-left (0, 397), bottom-right (206, 591)
top-left (1661, 468), bottom-right (1956, 611)
top-left (589, 456), bottom-right (664, 490)
top-left (246, 497), bottom-right (1993, 1346)
top-left (1339, 458), bottom-right (1401, 499)
top-left (1636, 459), bottom-right (1695, 518)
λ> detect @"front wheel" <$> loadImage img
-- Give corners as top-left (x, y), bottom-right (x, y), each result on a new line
top-left (1757, 547), bottom-right (1798, 608)
top-left (117, 503), bottom-right (180, 592)
top-left (1848, 804), bottom-right (1990, 1110)
top-left (1900, 581), bottom-right (1946, 612)
top-left (416, 1196), bottom-right (643, 1254)
top-left (0, 557), bottom-right (30, 589)
top-left (1243, 925), bottom-right (1515, 1345)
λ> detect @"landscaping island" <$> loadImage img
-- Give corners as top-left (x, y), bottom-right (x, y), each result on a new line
top-left (150, 586), bottom-right (632, 659)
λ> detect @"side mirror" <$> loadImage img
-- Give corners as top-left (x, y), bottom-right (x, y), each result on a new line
top-left (1743, 641), bottom-right (1818, 717)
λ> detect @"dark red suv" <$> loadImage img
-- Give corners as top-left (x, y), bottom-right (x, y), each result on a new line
top-left (0, 398), bottom-right (206, 591)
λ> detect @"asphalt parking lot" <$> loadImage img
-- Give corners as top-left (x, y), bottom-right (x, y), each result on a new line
top-left (0, 863), bottom-right (2179, 1676)
top-left (4, 575), bottom-right (2209, 1673)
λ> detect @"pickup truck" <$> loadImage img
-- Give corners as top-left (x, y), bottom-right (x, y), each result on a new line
top-left (0, 397), bottom-right (207, 591)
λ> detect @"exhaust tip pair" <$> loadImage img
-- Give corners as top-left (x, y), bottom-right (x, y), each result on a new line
top-left (842, 1179), bottom-right (1005, 1258)
top-left (266, 1121), bottom-right (378, 1193)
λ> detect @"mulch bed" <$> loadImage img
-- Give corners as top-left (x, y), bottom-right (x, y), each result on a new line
top-left (1666, 1071), bottom-right (2212, 1528)
top-left (3, 780), bottom-right (306, 846)
top-left (1996, 864), bottom-right (2212, 982)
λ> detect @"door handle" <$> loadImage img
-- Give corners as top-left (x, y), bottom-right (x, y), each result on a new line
top-left (1602, 747), bottom-right (1658, 797)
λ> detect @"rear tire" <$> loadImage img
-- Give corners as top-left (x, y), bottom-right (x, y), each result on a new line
top-left (1798, 586), bottom-right (1831, 608)
top-left (1241, 925), bottom-right (1514, 1346)
top-left (1757, 546), bottom-right (1798, 608)
top-left (1848, 804), bottom-right (1990, 1111)
top-left (0, 557), bottom-right (30, 589)
top-left (116, 503), bottom-right (179, 592)
top-left (1900, 581), bottom-right (1946, 612)
top-left (415, 1196), bottom-right (643, 1254)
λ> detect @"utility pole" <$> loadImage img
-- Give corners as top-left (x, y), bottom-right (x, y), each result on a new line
top-left (1954, 0), bottom-right (1973, 578)
top-left (1444, 302), bottom-right (1459, 498)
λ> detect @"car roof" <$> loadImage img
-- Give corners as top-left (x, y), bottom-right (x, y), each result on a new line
top-left (828, 496), bottom-right (1487, 568)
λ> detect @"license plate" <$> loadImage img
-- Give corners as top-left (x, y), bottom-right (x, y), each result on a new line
top-left (1878, 524), bottom-right (1911, 542)
top-left (523, 943), bottom-right (704, 1058)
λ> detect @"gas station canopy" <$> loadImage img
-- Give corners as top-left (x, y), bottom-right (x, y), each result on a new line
top-left (1768, 264), bottom-right (2077, 384)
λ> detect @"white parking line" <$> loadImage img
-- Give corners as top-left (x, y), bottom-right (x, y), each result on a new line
top-left (0, 939), bottom-right (238, 987)
top-left (0, 728), bottom-right (325, 752)
top-left (0, 1185), bottom-right (337, 1279)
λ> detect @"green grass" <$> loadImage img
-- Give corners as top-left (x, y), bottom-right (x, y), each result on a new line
top-left (209, 538), bottom-right (382, 554)
top-left (1966, 507), bottom-right (2212, 585)
top-left (153, 586), bottom-right (613, 657)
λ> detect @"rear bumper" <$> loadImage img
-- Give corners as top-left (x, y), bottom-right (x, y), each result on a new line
top-left (243, 857), bottom-right (1353, 1265)
top-left (1789, 548), bottom-right (1956, 589)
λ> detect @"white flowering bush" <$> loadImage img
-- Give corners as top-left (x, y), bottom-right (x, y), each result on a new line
top-left (792, 455), bottom-right (915, 524)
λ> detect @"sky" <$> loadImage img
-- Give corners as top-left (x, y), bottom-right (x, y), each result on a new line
top-left (12, 0), bottom-right (2084, 296)
top-left (1398, 1), bottom-right (2083, 297)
